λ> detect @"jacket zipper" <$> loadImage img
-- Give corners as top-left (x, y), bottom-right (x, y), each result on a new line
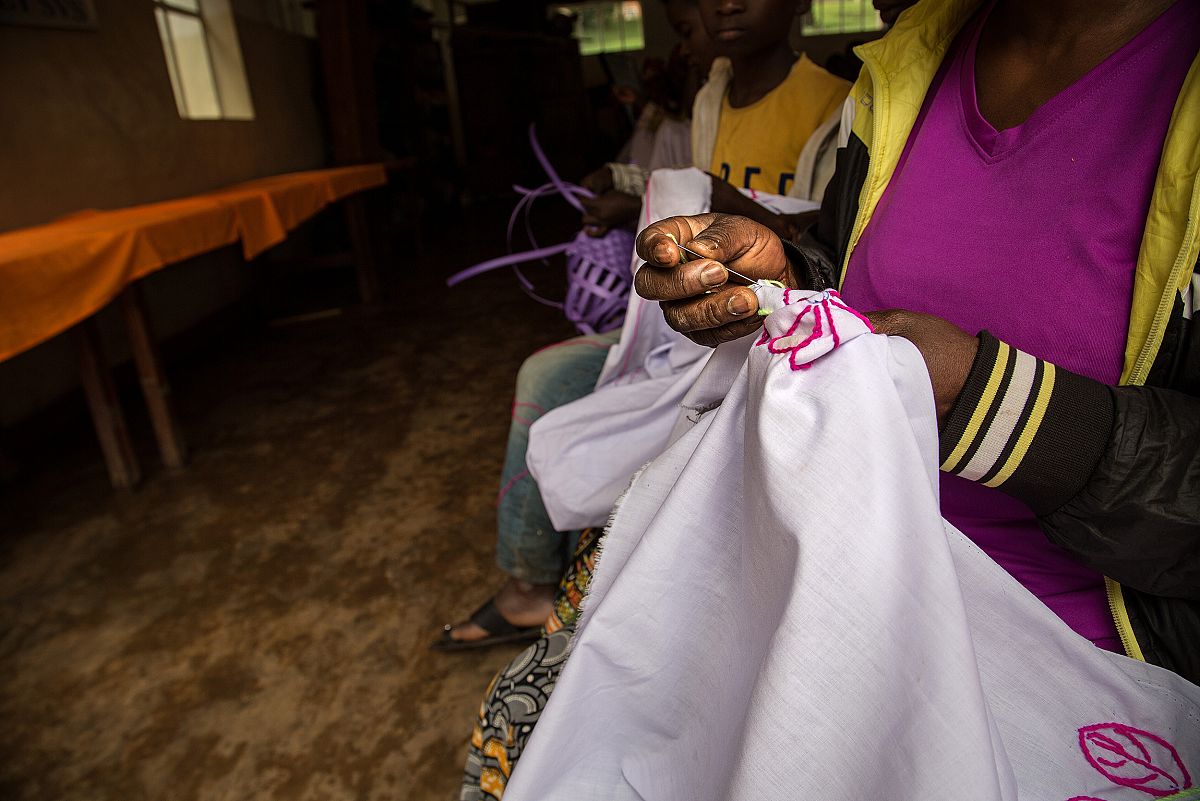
top-left (1104, 578), bottom-right (1144, 661)
top-left (1129, 177), bottom-right (1200, 385)
top-left (1110, 146), bottom-right (1199, 663)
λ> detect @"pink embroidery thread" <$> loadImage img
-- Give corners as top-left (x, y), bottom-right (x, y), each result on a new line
top-left (828, 298), bottom-right (875, 332)
top-left (1077, 723), bottom-right (1193, 797)
top-left (826, 304), bottom-right (841, 350)
top-left (789, 306), bottom-right (824, 371)
top-left (756, 290), bottom-right (872, 371)
top-left (765, 304), bottom-right (812, 351)
top-left (511, 400), bottom-right (544, 426)
top-left (614, 299), bottom-right (647, 380)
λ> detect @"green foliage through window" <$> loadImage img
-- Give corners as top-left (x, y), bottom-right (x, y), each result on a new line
top-left (801, 0), bottom-right (884, 35)
top-left (555, 2), bottom-right (645, 56)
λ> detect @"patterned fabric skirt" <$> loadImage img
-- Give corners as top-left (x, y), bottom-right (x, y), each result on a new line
top-left (461, 527), bottom-right (601, 801)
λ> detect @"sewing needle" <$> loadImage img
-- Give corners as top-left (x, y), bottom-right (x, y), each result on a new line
top-left (674, 242), bottom-right (762, 289)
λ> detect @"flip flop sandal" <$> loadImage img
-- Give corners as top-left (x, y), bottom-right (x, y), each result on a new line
top-left (430, 598), bottom-right (542, 652)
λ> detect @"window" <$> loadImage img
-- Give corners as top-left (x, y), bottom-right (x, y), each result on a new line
top-left (265, 0), bottom-right (315, 37)
top-left (800, 0), bottom-right (885, 36)
top-left (555, 1), bottom-right (645, 56)
top-left (154, 0), bottom-right (254, 120)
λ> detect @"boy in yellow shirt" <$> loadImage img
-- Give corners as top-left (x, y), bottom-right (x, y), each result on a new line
top-left (580, 0), bottom-right (850, 241)
top-left (696, 0), bottom-right (851, 238)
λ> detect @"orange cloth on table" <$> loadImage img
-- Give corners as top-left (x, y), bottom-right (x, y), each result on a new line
top-left (206, 165), bottom-right (387, 258)
top-left (0, 164), bottom-right (387, 363)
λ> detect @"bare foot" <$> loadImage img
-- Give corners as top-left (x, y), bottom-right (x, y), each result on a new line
top-left (446, 578), bottom-right (556, 642)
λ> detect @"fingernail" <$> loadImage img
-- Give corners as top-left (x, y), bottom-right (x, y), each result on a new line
top-left (701, 264), bottom-right (727, 287)
top-left (654, 243), bottom-right (677, 264)
top-left (727, 293), bottom-right (751, 315)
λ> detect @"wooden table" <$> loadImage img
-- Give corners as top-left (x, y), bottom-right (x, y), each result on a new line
top-left (0, 164), bottom-right (388, 488)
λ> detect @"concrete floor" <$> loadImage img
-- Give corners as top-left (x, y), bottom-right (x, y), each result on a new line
top-left (0, 213), bottom-right (581, 800)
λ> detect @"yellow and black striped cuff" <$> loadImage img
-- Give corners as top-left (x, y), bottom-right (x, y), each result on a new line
top-left (939, 332), bottom-right (1115, 514)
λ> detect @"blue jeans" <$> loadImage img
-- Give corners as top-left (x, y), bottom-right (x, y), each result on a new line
top-left (495, 330), bottom-right (620, 584)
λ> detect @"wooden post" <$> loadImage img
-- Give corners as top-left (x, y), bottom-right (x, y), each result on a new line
top-left (343, 194), bottom-right (381, 305)
top-left (316, 0), bottom-right (382, 164)
top-left (119, 285), bottom-right (187, 469)
top-left (75, 318), bottom-right (141, 489)
top-left (318, 0), bottom-right (387, 304)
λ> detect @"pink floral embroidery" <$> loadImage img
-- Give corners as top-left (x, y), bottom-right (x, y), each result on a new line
top-left (757, 289), bottom-right (874, 371)
top-left (1078, 723), bottom-right (1193, 797)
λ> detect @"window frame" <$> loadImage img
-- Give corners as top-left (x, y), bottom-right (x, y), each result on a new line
top-left (153, 0), bottom-right (235, 120)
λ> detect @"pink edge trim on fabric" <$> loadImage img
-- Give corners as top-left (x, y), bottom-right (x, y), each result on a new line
top-left (512, 401), bottom-right (546, 414)
top-left (495, 468), bottom-right (530, 507)
top-left (614, 299), bottom-right (647, 379)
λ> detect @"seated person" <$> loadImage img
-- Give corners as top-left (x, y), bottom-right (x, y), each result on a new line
top-left (438, 0), bottom-right (851, 649)
top-left (583, 0), bottom-right (850, 240)
top-left (634, 0), bottom-right (1200, 672)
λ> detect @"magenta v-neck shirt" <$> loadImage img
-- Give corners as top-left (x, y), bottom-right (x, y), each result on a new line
top-left (841, 0), bottom-right (1200, 650)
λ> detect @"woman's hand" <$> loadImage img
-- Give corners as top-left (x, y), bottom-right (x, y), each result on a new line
top-left (708, 175), bottom-right (818, 242)
top-left (634, 213), bottom-right (793, 347)
top-left (581, 191), bottom-right (642, 237)
top-left (865, 310), bottom-right (980, 425)
top-left (775, 211), bottom-right (820, 241)
top-left (581, 166), bottom-right (615, 195)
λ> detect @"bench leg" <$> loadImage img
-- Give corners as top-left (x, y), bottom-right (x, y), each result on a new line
top-left (75, 318), bottom-right (141, 489)
top-left (344, 194), bottom-right (381, 305)
top-left (119, 285), bottom-right (187, 469)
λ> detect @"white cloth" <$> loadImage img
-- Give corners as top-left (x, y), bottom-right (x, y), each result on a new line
top-left (648, 117), bottom-right (692, 172)
top-left (507, 287), bottom-right (1200, 801)
top-left (526, 169), bottom-right (818, 531)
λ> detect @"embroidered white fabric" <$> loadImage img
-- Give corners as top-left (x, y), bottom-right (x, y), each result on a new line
top-left (526, 168), bottom-right (818, 531)
top-left (507, 287), bottom-right (1200, 801)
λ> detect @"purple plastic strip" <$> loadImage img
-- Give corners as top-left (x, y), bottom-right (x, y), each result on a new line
top-left (529, 123), bottom-right (591, 213)
top-left (445, 242), bottom-right (573, 287)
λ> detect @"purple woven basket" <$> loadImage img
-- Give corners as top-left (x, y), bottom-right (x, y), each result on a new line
top-left (562, 229), bottom-right (636, 335)
top-left (446, 126), bottom-right (636, 335)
